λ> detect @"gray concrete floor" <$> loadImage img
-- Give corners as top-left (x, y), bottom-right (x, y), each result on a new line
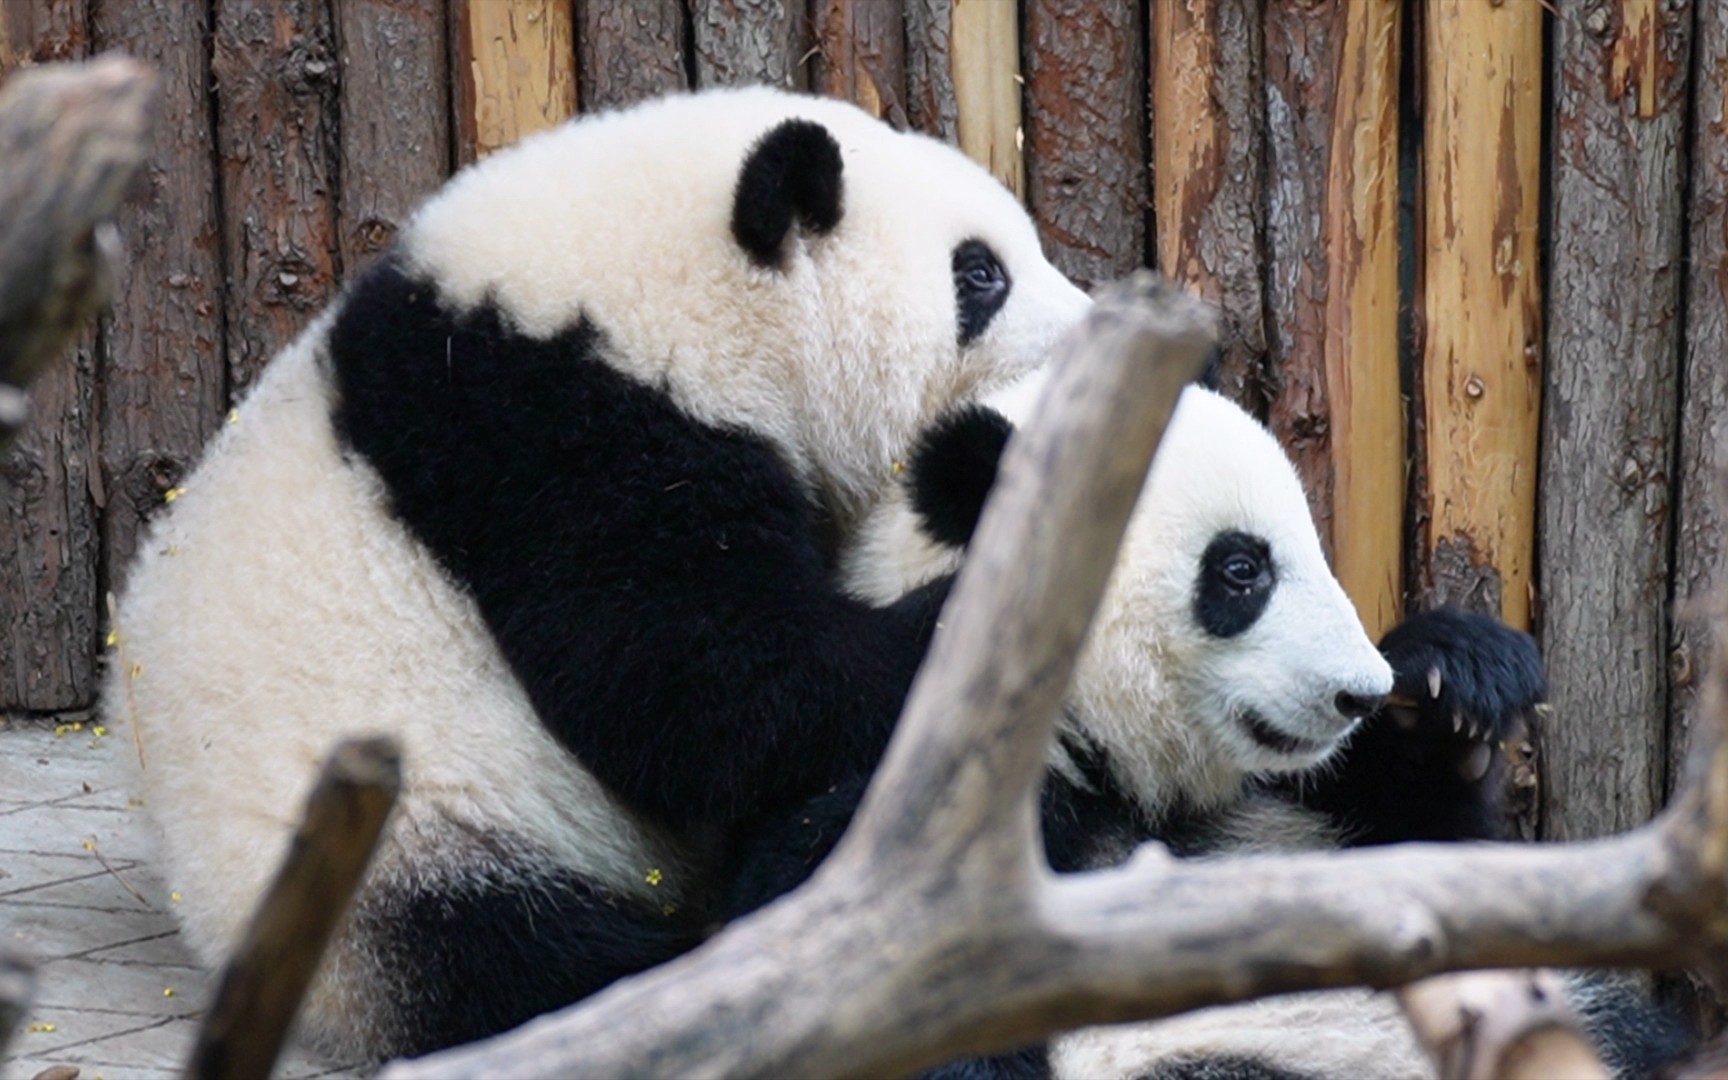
top-left (0, 718), bottom-right (360, 1080)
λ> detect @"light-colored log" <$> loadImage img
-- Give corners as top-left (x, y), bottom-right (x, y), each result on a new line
top-left (453, 0), bottom-right (577, 163)
top-left (1418, 0), bottom-right (1544, 628)
top-left (950, 0), bottom-right (1023, 199)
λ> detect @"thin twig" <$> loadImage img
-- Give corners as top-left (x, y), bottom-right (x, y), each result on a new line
top-left (186, 737), bottom-right (401, 1080)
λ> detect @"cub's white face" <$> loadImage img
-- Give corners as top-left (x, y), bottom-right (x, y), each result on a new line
top-left (1074, 388), bottom-right (1393, 806)
top-left (397, 86), bottom-right (1089, 528)
top-left (843, 384), bottom-right (1393, 810)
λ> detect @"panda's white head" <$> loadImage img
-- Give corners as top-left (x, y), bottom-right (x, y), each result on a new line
top-left (1069, 387), bottom-right (1393, 808)
top-left (393, 86), bottom-right (1089, 529)
top-left (842, 383), bottom-right (1393, 812)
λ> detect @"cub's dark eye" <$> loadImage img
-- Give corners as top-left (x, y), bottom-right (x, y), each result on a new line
top-left (1194, 530), bottom-right (1275, 639)
top-left (953, 239), bottom-right (1012, 346)
top-left (1220, 553), bottom-right (1263, 591)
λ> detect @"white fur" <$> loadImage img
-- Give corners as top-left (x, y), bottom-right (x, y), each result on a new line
top-left (104, 87), bottom-right (1088, 1057)
top-left (844, 384), bottom-right (1393, 814)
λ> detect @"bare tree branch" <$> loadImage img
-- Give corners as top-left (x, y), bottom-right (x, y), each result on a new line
top-left (0, 949), bottom-right (35, 1063)
top-left (186, 737), bottom-right (401, 1080)
top-left (374, 277), bottom-right (1728, 1080)
top-left (0, 54), bottom-right (154, 451)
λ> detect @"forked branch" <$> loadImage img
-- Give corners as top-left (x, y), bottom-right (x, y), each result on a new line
top-left (0, 54), bottom-right (155, 452)
top-left (379, 277), bottom-right (1728, 1080)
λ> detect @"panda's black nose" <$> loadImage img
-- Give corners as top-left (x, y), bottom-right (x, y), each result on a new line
top-left (1334, 691), bottom-right (1385, 721)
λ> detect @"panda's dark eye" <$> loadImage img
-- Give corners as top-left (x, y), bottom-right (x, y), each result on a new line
top-left (1220, 554), bottom-right (1262, 591)
top-left (953, 239), bottom-right (1012, 346)
top-left (1194, 531), bottom-right (1275, 639)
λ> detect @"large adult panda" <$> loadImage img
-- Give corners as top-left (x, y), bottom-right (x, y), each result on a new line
top-left (731, 381), bottom-right (1694, 1079)
top-left (103, 87), bottom-right (1091, 1060)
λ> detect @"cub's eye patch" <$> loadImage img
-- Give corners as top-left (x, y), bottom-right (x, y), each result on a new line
top-left (952, 239), bottom-right (1011, 346)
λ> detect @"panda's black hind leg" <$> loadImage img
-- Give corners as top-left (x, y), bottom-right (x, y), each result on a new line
top-left (1292, 607), bottom-right (1546, 845)
top-left (356, 862), bottom-right (709, 1057)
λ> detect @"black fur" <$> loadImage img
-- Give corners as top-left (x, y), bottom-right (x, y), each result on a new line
top-left (1287, 608), bottom-right (1546, 845)
top-left (954, 239), bottom-right (1012, 346)
top-left (908, 404), bottom-right (1014, 549)
top-left (1135, 1058), bottom-right (1316, 1080)
top-left (731, 118), bottom-right (845, 267)
top-left (1193, 531), bottom-right (1276, 640)
top-left (358, 858), bottom-right (707, 1057)
top-left (329, 255), bottom-right (949, 835)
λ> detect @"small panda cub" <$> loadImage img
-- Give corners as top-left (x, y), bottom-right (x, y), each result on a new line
top-left (105, 87), bottom-right (1090, 1060)
top-left (732, 380), bottom-right (1691, 1079)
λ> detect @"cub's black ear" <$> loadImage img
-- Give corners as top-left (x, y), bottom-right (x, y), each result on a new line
top-left (731, 119), bottom-right (845, 267)
top-left (907, 404), bottom-right (1014, 550)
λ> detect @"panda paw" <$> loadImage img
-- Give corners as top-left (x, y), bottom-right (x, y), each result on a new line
top-left (1377, 607), bottom-right (1546, 782)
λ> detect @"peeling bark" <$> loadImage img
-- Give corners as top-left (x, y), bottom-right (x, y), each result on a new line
top-left (212, 0), bottom-right (343, 395)
top-left (688, 0), bottom-right (805, 91)
top-left (1540, 0), bottom-right (1691, 842)
top-left (0, 0), bottom-right (97, 711)
top-left (451, 0), bottom-right (577, 164)
top-left (577, 0), bottom-right (688, 110)
top-left (91, 0), bottom-right (228, 592)
top-left (1150, 0), bottom-right (1269, 416)
top-left (1022, 0), bottom-right (1146, 291)
top-left (1416, 0), bottom-right (1544, 630)
top-left (335, 0), bottom-right (450, 269)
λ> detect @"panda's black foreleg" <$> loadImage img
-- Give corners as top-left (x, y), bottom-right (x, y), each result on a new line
top-left (1289, 607), bottom-right (1546, 845)
top-left (356, 864), bottom-right (711, 1058)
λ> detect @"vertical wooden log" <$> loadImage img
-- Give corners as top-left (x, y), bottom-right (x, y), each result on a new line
top-left (1673, 0), bottom-right (1728, 795)
top-left (1540, 0), bottom-right (1692, 841)
top-left (688, 0), bottom-right (805, 91)
top-left (0, 0), bottom-right (98, 711)
top-left (451, 0), bottom-right (577, 164)
top-left (90, 0), bottom-right (227, 589)
top-left (1022, 0), bottom-right (1147, 290)
top-left (576, 0), bottom-right (687, 111)
top-left (1150, 0), bottom-right (1268, 415)
top-left (1416, 0), bottom-right (1543, 629)
top-left (949, 0), bottom-right (1022, 199)
top-left (813, 0), bottom-right (907, 125)
top-left (212, 0), bottom-right (344, 395)
top-left (905, 0), bottom-right (958, 141)
top-left (1263, 1), bottom-right (1403, 640)
top-left (335, 0), bottom-right (450, 269)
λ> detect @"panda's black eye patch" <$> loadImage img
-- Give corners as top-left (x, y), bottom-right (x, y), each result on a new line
top-left (1194, 531), bottom-right (1275, 639)
top-left (953, 239), bottom-right (1011, 346)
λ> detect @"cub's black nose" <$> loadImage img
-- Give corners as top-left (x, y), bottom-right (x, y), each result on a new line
top-left (1334, 690), bottom-right (1386, 721)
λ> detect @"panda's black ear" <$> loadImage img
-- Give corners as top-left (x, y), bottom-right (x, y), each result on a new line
top-left (731, 119), bottom-right (845, 268)
top-left (907, 404), bottom-right (1014, 550)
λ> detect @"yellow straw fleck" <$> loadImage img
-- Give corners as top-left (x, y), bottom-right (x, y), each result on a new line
top-left (644, 868), bottom-right (663, 886)
top-left (92, 725), bottom-right (107, 737)
top-left (227, 408), bottom-right (239, 425)
top-left (163, 987), bottom-right (176, 998)
top-left (27, 1022), bottom-right (55, 1033)
top-left (163, 487), bottom-right (187, 503)
top-left (170, 891), bottom-right (182, 902)
top-left (105, 629), bottom-right (119, 647)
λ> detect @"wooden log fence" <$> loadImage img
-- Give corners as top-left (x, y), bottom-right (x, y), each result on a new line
top-left (2, 0), bottom-right (1725, 1028)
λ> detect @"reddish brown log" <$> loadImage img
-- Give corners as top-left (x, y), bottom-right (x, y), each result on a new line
top-left (1150, 0), bottom-right (1269, 416)
top-left (688, 0), bottom-right (805, 91)
top-left (91, 0), bottom-right (228, 590)
top-left (335, 0), bottom-right (450, 269)
top-left (1540, 0), bottom-right (1692, 844)
top-left (1022, 0), bottom-right (1146, 291)
top-left (212, 0), bottom-right (343, 396)
top-left (0, 0), bottom-right (98, 711)
top-left (813, 0), bottom-right (907, 126)
top-left (576, 0), bottom-right (687, 111)
top-left (904, 0), bottom-right (959, 140)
